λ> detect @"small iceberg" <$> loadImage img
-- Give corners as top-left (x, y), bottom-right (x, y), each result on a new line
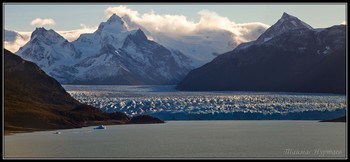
top-left (94, 125), bottom-right (106, 130)
top-left (54, 131), bottom-right (61, 134)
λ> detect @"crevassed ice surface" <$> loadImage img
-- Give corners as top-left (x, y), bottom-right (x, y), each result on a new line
top-left (63, 85), bottom-right (346, 120)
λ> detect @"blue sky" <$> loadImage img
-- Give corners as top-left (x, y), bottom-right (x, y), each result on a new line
top-left (4, 3), bottom-right (347, 32)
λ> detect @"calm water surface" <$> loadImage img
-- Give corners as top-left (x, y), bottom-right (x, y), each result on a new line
top-left (4, 121), bottom-right (346, 159)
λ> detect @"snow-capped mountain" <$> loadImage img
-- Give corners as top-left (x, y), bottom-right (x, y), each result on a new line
top-left (177, 13), bottom-right (346, 94)
top-left (255, 12), bottom-right (313, 44)
top-left (151, 29), bottom-right (238, 67)
top-left (16, 27), bottom-right (82, 83)
top-left (117, 15), bottom-right (268, 67)
top-left (73, 14), bottom-right (129, 57)
top-left (16, 14), bottom-right (193, 85)
top-left (71, 28), bottom-right (193, 84)
top-left (235, 12), bottom-right (314, 50)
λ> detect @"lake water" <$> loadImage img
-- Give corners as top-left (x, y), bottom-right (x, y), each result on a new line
top-left (4, 121), bottom-right (346, 159)
top-left (63, 85), bottom-right (346, 120)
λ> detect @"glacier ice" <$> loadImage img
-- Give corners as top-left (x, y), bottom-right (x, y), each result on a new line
top-left (64, 85), bottom-right (346, 120)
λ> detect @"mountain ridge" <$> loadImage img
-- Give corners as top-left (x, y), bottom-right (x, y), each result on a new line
top-left (16, 14), bottom-right (193, 85)
top-left (177, 13), bottom-right (346, 94)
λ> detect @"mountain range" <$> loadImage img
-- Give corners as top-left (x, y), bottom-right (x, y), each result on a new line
top-left (10, 13), bottom-right (268, 85)
top-left (15, 14), bottom-right (194, 85)
top-left (177, 13), bottom-right (346, 94)
top-left (8, 12), bottom-right (346, 94)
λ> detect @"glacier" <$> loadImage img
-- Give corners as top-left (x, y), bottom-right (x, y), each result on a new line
top-left (64, 85), bottom-right (346, 120)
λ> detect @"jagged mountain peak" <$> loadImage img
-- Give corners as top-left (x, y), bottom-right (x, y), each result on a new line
top-left (107, 14), bottom-right (124, 24)
top-left (97, 14), bottom-right (128, 34)
top-left (17, 15), bottom-right (193, 85)
top-left (31, 27), bottom-right (48, 38)
top-left (255, 12), bottom-right (313, 43)
top-left (31, 27), bottom-right (57, 35)
top-left (16, 27), bottom-right (81, 70)
top-left (30, 27), bottom-right (64, 42)
top-left (177, 24), bottom-right (345, 94)
top-left (132, 28), bottom-right (147, 40)
top-left (278, 12), bottom-right (313, 29)
top-left (122, 29), bottom-right (148, 46)
top-left (281, 12), bottom-right (296, 20)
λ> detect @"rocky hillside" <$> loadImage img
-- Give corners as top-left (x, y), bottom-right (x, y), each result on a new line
top-left (177, 13), bottom-right (346, 94)
top-left (4, 49), bottom-right (162, 133)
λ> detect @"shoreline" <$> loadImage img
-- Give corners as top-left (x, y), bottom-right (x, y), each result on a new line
top-left (5, 119), bottom-right (345, 136)
top-left (4, 120), bottom-right (126, 136)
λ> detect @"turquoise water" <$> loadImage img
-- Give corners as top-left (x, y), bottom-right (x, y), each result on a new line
top-left (4, 121), bottom-right (346, 159)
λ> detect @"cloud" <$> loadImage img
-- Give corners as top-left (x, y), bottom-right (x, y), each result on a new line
top-left (4, 31), bottom-right (31, 53)
top-left (31, 18), bottom-right (56, 26)
top-left (104, 5), bottom-right (269, 41)
top-left (105, 6), bottom-right (196, 36)
top-left (7, 6), bottom-right (269, 61)
top-left (105, 6), bottom-right (139, 19)
top-left (104, 6), bottom-right (269, 65)
top-left (341, 21), bottom-right (346, 25)
top-left (58, 24), bottom-right (97, 42)
top-left (235, 22), bottom-right (270, 41)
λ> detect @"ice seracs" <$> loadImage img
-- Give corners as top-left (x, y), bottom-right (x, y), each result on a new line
top-left (66, 85), bottom-right (346, 120)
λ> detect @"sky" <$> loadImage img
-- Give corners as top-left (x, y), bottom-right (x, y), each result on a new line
top-left (4, 3), bottom-right (347, 32)
top-left (3, 3), bottom-right (347, 53)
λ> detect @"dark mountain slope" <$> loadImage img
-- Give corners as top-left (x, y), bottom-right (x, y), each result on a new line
top-left (177, 13), bottom-right (346, 94)
top-left (4, 49), bottom-right (130, 133)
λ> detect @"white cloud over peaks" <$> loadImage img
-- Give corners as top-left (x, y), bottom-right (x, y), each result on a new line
top-left (197, 10), bottom-right (239, 35)
top-left (105, 5), bottom-right (139, 18)
top-left (104, 6), bottom-right (269, 66)
top-left (4, 31), bottom-right (31, 53)
top-left (31, 18), bottom-right (56, 26)
top-left (58, 24), bottom-right (97, 42)
top-left (4, 25), bottom-right (97, 53)
top-left (105, 6), bottom-right (197, 36)
top-left (104, 5), bottom-right (269, 40)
